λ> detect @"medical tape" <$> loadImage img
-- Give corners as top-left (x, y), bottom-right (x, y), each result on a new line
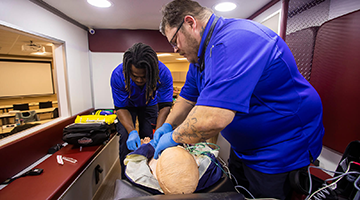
top-left (63, 156), bottom-right (77, 163)
top-left (57, 155), bottom-right (64, 165)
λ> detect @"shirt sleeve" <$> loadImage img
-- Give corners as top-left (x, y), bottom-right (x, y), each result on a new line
top-left (110, 65), bottom-right (129, 108)
top-left (179, 63), bottom-right (200, 102)
top-left (156, 63), bottom-right (173, 104)
top-left (196, 28), bottom-right (276, 113)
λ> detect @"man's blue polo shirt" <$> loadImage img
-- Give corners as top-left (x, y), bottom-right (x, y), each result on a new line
top-left (180, 14), bottom-right (324, 174)
top-left (111, 61), bottom-right (173, 108)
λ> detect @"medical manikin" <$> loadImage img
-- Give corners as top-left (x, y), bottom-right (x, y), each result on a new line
top-left (123, 137), bottom-right (223, 194)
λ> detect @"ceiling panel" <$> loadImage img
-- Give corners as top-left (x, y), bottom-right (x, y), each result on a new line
top-left (41, 0), bottom-right (273, 29)
top-left (0, 27), bottom-right (53, 58)
top-left (1, 0), bottom-right (275, 61)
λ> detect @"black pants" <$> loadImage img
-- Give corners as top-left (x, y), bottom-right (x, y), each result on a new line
top-left (117, 105), bottom-right (158, 179)
top-left (228, 148), bottom-right (298, 200)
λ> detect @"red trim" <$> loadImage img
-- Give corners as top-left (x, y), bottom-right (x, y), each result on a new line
top-left (88, 29), bottom-right (173, 52)
top-left (280, 0), bottom-right (289, 41)
top-left (247, 0), bottom-right (280, 20)
top-left (0, 108), bottom-right (93, 183)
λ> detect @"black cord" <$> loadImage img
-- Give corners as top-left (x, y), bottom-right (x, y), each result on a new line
top-left (0, 168), bottom-right (43, 185)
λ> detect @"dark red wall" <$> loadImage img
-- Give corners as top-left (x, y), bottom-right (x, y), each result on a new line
top-left (88, 29), bottom-right (173, 52)
top-left (310, 10), bottom-right (360, 153)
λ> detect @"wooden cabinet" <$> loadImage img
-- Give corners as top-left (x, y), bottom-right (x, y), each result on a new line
top-left (0, 134), bottom-right (119, 200)
top-left (171, 71), bottom-right (187, 82)
top-left (59, 135), bottom-right (119, 200)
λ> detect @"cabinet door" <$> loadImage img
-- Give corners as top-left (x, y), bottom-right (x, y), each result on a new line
top-left (60, 135), bottom-right (119, 200)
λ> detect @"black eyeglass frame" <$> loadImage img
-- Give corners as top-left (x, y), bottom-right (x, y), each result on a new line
top-left (169, 20), bottom-right (184, 48)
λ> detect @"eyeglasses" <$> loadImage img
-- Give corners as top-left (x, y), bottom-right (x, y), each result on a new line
top-left (169, 20), bottom-right (184, 49)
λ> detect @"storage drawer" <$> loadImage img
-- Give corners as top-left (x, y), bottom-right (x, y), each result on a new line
top-left (59, 135), bottom-right (119, 200)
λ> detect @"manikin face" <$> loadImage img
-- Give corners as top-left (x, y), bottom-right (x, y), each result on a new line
top-left (165, 18), bottom-right (200, 64)
top-left (130, 65), bottom-right (146, 87)
top-left (156, 146), bottom-right (199, 194)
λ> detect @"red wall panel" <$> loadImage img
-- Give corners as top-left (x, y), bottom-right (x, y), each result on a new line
top-left (310, 10), bottom-right (360, 153)
top-left (88, 29), bottom-right (173, 52)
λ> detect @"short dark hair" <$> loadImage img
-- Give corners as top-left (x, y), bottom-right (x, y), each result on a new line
top-left (123, 42), bottom-right (159, 103)
top-left (160, 0), bottom-right (213, 35)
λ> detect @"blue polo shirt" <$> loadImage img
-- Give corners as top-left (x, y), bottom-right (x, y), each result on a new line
top-left (180, 15), bottom-right (324, 174)
top-left (111, 61), bottom-right (173, 108)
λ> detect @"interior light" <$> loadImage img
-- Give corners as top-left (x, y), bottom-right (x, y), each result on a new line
top-left (31, 52), bottom-right (46, 55)
top-left (176, 58), bottom-right (188, 61)
top-left (157, 53), bottom-right (172, 57)
top-left (31, 46), bottom-right (46, 55)
top-left (87, 0), bottom-right (112, 8)
top-left (214, 2), bottom-right (237, 12)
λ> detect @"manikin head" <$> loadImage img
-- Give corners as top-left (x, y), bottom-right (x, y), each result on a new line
top-left (156, 146), bottom-right (199, 194)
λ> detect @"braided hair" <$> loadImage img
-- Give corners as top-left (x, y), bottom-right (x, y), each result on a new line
top-left (123, 43), bottom-right (159, 103)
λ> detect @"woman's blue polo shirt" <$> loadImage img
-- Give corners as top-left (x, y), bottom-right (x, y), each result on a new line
top-left (111, 61), bottom-right (173, 108)
top-left (180, 15), bottom-right (324, 174)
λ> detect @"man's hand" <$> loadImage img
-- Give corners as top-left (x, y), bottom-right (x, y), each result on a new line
top-left (154, 131), bottom-right (179, 159)
top-left (153, 123), bottom-right (173, 147)
top-left (126, 130), bottom-right (141, 150)
top-left (149, 139), bottom-right (155, 148)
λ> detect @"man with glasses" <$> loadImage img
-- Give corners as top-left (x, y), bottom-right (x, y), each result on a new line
top-left (110, 42), bottom-right (173, 180)
top-left (153, 0), bottom-right (324, 199)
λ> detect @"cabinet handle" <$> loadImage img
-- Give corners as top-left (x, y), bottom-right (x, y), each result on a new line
top-left (95, 164), bottom-right (103, 184)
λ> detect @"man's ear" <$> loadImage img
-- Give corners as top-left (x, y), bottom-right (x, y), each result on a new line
top-left (184, 15), bottom-right (197, 30)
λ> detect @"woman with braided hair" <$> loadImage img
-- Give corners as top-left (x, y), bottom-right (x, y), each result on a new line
top-left (110, 42), bottom-right (173, 179)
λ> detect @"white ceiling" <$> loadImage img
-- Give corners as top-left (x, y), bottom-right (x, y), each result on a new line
top-left (0, 26), bottom-right (54, 58)
top-left (0, 0), bottom-right (273, 61)
top-left (42, 0), bottom-right (273, 29)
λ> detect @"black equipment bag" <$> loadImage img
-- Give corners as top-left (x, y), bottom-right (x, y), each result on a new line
top-left (290, 141), bottom-right (360, 200)
top-left (334, 140), bottom-right (360, 200)
top-left (289, 167), bottom-right (338, 199)
top-left (62, 122), bottom-right (112, 146)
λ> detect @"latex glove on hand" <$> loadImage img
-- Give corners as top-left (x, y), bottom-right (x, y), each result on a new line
top-left (148, 139), bottom-right (155, 148)
top-left (126, 130), bottom-right (141, 150)
top-left (153, 123), bottom-right (173, 147)
top-left (154, 131), bottom-right (179, 159)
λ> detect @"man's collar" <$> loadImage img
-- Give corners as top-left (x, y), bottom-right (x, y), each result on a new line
top-left (197, 14), bottom-right (216, 64)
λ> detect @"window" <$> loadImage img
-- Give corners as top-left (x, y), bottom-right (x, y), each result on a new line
top-left (0, 24), bottom-right (69, 145)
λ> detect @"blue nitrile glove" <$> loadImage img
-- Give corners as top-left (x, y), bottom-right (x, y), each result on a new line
top-left (153, 123), bottom-right (173, 147)
top-left (126, 130), bottom-right (141, 150)
top-left (149, 139), bottom-right (155, 148)
top-left (154, 131), bottom-right (179, 159)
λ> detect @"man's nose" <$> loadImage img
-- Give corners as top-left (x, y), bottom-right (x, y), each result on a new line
top-left (173, 46), bottom-right (179, 53)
